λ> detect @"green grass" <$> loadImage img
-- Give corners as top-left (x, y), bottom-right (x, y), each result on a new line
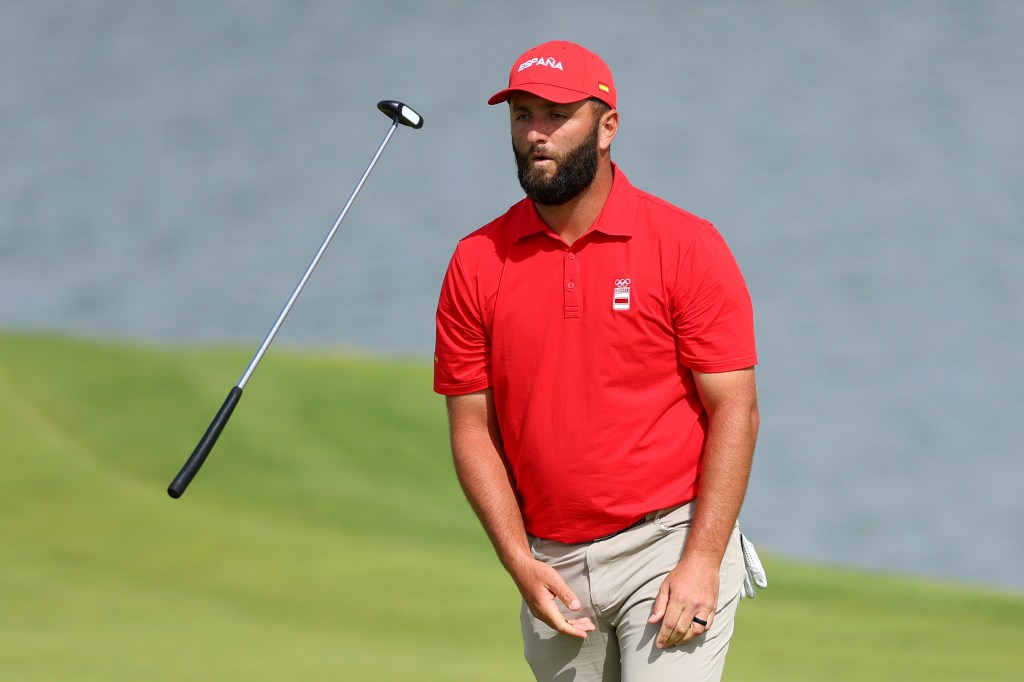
top-left (1, 331), bottom-right (1022, 680)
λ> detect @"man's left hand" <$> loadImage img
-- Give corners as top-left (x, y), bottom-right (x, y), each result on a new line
top-left (648, 552), bottom-right (720, 648)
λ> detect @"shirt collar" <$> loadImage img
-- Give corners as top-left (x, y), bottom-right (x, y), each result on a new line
top-left (512, 162), bottom-right (637, 242)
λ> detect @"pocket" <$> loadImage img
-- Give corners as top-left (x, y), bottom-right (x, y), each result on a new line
top-left (654, 503), bottom-right (695, 534)
top-left (655, 516), bottom-right (692, 533)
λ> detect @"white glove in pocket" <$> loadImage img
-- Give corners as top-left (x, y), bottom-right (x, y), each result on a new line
top-left (739, 532), bottom-right (768, 598)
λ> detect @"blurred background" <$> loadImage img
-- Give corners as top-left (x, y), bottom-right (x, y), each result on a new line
top-left (2, 0), bottom-right (1021, 591)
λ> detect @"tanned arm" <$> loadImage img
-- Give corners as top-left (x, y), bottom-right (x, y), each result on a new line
top-left (447, 389), bottom-right (595, 638)
top-left (649, 367), bottom-right (759, 648)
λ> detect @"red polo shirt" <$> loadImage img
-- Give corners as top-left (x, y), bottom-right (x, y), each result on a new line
top-left (434, 165), bottom-right (757, 543)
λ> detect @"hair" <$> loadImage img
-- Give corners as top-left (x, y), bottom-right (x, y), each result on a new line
top-left (587, 97), bottom-right (612, 115)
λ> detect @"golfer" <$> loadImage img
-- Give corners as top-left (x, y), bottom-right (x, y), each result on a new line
top-left (434, 40), bottom-right (759, 681)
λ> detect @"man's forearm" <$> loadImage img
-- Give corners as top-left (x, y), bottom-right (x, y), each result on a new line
top-left (687, 411), bottom-right (757, 559)
top-left (447, 392), bottom-right (597, 639)
top-left (452, 429), bottom-right (533, 575)
top-left (446, 392), bottom-right (533, 577)
top-left (686, 369), bottom-right (760, 563)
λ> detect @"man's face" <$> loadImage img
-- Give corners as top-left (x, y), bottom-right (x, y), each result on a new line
top-left (510, 93), bottom-right (602, 206)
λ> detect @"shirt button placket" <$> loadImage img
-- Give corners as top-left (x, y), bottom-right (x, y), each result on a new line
top-left (564, 250), bottom-right (581, 319)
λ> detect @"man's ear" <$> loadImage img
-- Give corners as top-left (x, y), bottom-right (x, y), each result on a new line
top-left (599, 109), bottom-right (619, 151)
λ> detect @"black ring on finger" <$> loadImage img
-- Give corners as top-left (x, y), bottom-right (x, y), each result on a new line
top-left (692, 616), bottom-right (708, 627)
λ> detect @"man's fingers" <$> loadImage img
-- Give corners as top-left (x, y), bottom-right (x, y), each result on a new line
top-left (532, 598), bottom-right (594, 639)
top-left (565, 617), bottom-right (597, 637)
top-left (561, 591), bottom-right (582, 611)
top-left (527, 570), bottom-right (591, 639)
top-left (652, 595), bottom-right (717, 648)
top-left (691, 612), bottom-right (713, 633)
top-left (657, 609), bottom-right (717, 648)
top-left (655, 602), bottom-right (687, 648)
top-left (647, 583), bottom-right (670, 624)
top-left (651, 582), bottom-right (689, 648)
top-left (548, 574), bottom-right (581, 611)
top-left (677, 613), bottom-right (712, 644)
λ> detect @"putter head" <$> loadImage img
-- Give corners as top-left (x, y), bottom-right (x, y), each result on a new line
top-left (377, 100), bottom-right (424, 129)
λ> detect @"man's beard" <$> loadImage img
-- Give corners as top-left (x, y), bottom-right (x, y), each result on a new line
top-left (514, 121), bottom-right (600, 206)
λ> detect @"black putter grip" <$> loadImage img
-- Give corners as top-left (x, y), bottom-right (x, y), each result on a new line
top-left (167, 386), bottom-right (243, 498)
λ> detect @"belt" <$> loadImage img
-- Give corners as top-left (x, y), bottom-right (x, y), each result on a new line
top-left (592, 515), bottom-right (650, 543)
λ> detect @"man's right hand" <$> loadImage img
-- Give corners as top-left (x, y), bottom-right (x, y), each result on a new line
top-left (512, 557), bottom-right (596, 639)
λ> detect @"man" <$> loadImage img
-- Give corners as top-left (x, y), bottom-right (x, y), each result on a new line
top-left (434, 40), bottom-right (759, 681)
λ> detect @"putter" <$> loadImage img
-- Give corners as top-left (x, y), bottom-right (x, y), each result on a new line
top-left (167, 100), bottom-right (424, 499)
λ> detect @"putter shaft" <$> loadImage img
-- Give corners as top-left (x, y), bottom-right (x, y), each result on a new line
top-left (167, 100), bottom-right (423, 499)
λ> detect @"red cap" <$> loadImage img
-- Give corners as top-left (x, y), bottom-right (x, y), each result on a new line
top-left (488, 41), bottom-right (616, 108)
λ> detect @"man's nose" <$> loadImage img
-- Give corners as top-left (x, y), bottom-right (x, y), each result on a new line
top-left (525, 125), bottom-right (549, 144)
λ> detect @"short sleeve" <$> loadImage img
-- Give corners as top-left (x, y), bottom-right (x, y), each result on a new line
top-left (434, 246), bottom-right (491, 395)
top-left (673, 222), bottom-right (758, 373)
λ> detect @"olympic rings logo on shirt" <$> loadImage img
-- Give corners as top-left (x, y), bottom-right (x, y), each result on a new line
top-left (615, 278), bottom-right (631, 287)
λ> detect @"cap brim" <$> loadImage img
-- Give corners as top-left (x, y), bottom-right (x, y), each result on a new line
top-left (487, 83), bottom-right (595, 106)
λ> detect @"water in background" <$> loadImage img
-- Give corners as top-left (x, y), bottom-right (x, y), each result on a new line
top-left (2, 1), bottom-right (1022, 591)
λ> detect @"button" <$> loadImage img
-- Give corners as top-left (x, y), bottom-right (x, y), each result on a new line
top-left (567, 253), bottom-right (576, 260)
top-left (567, 281), bottom-right (576, 289)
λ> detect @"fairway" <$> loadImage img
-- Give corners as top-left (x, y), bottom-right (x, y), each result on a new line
top-left (1, 332), bottom-right (1021, 680)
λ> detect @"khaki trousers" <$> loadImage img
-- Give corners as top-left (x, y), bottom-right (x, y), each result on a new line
top-left (521, 502), bottom-right (744, 681)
